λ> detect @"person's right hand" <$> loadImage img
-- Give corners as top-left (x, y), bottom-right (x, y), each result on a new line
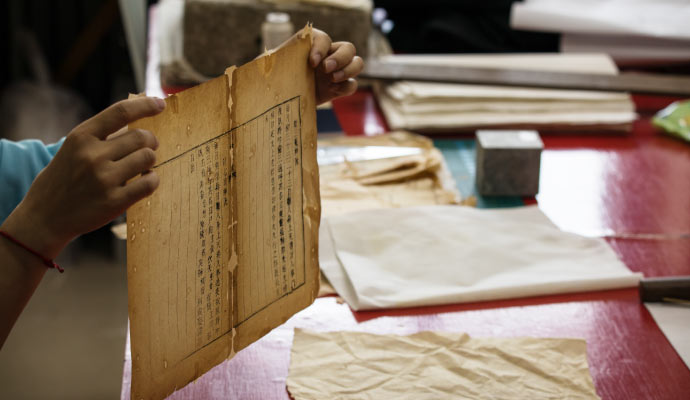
top-left (2, 96), bottom-right (166, 259)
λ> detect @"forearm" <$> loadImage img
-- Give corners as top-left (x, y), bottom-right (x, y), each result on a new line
top-left (0, 96), bottom-right (164, 349)
top-left (0, 219), bottom-right (48, 349)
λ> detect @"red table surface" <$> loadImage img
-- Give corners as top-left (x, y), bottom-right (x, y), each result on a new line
top-left (122, 91), bottom-right (690, 400)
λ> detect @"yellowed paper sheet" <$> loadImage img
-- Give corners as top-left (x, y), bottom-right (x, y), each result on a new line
top-left (319, 132), bottom-right (461, 218)
top-left (126, 27), bottom-right (320, 400)
top-left (287, 329), bottom-right (601, 400)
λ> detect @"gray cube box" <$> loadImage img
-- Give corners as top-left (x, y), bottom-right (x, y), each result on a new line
top-left (475, 130), bottom-right (543, 196)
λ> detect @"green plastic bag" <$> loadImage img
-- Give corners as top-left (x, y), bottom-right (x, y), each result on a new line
top-left (653, 100), bottom-right (690, 143)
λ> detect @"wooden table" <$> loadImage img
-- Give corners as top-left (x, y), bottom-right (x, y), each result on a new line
top-left (121, 88), bottom-right (690, 399)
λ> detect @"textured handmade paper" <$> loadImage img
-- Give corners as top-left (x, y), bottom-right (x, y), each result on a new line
top-left (126, 27), bottom-right (320, 399)
top-left (287, 329), bottom-right (601, 400)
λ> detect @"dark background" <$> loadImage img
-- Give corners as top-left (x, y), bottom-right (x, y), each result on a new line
top-left (375, 0), bottom-right (558, 54)
top-left (0, 0), bottom-right (144, 115)
top-left (0, 0), bottom-right (559, 119)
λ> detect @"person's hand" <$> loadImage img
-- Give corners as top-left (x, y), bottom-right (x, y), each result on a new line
top-left (309, 28), bottom-right (364, 105)
top-left (2, 97), bottom-right (165, 259)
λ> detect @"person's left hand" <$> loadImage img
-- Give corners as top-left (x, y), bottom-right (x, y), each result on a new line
top-left (309, 29), bottom-right (364, 105)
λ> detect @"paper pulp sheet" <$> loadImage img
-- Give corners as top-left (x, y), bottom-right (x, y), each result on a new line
top-left (321, 205), bottom-right (641, 310)
top-left (126, 27), bottom-right (320, 399)
top-left (287, 329), bottom-right (601, 400)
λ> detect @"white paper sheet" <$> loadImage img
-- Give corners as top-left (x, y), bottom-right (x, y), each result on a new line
top-left (511, 0), bottom-right (690, 40)
top-left (320, 205), bottom-right (641, 310)
top-left (373, 53), bottom-right (637, 132)
top-left (645, 302), bottom-right (690, 370)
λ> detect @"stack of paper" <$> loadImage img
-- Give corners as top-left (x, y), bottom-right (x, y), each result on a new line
top-left (511, 0), bottom-right (690, 64)
top-left (318, 132), bottom-right (462, 218)
top-left (374, 54), bottom-right (637, 132)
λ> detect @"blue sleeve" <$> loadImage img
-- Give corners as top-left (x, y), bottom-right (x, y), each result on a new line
top-left (0, 138), bottom-right (64, 224)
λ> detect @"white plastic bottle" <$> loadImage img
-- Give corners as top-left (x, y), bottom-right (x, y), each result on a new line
top-left (261, 12), bottom-right (294, 52)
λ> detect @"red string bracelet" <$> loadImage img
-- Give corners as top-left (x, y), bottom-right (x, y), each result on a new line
top-left (0, 230), bottom-right (64, 273)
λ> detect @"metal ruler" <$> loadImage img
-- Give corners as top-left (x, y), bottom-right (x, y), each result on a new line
top-left (362, 60), bottom-right (690, 96)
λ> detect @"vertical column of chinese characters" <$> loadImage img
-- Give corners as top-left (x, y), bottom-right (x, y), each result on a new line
top-left (212, 141), bottom-right (222, 338)
top-left (196, 147), bottom-right (207, 349)
top-left (285, 100), bottom-right (298, 290)
top-left (220, 138), bottom-right (230, 335)
top-left (269, 113), bottom-right (281, 298)
top-left (229, 132), bottom-right (238, 327)
top-left (276, 107), bottom-right (288, 295)
top-left (204, 143), bottom-right (216, 343)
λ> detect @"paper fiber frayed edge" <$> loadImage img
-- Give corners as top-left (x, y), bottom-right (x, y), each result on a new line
top-left (300, 23), bottom-right (313, 39)
top-left (224, 66), bottom-right (237, 122)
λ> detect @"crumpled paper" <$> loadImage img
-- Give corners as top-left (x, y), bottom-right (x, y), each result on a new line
top-left (287, 329), bottom-right (601, 400)
top-left (319, 132), bottom-right (463, 218)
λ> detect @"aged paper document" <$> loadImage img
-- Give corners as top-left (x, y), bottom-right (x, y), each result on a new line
top-left (287, 329), bottom-right (600, 400)
top-left (126, 27), bottom-right (319, 400)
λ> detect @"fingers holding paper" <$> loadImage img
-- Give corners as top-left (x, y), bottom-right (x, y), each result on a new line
top-left (8, 97), bottom-right (165, 259)
top-left (310, 29), bottom-right (363, 105)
